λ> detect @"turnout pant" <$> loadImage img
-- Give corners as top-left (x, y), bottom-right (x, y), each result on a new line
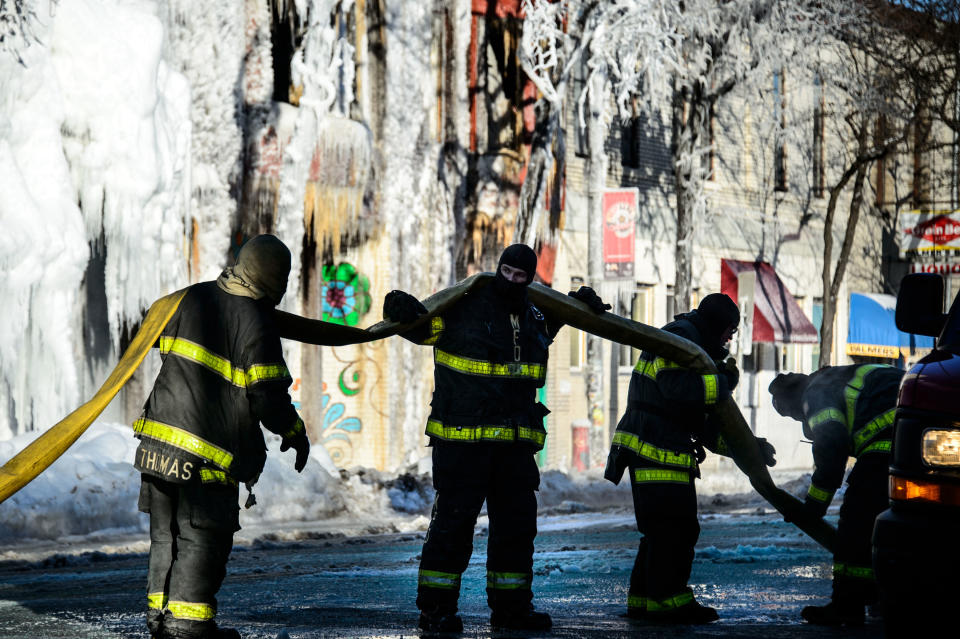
top-left (833, 454), bottom-right (889, 607)
top-left (139, 474), bottom-right (239, 638)
top-left (416, 441), bottom-right (540, 614)
top-left (628, 463), bottom-right (700, 614)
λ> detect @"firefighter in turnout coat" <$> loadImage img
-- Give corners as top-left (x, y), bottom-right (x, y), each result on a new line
top-left (769, 364), bottom-right (903, 626)
top-left (383, 244), bottom-right (609, 633)
top-left (604, 293), bottom-right (776, 624)
top-left (134, 235), bottom-right (310, 639)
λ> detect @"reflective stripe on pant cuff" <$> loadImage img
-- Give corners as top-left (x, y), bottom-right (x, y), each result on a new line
top-left (167, 600), bottom-right (216, 621)
top-left (833, 562), bottom-right (875, 580)
top-left (418, 568), bottom-right (461, 590)
top-left (647, 591), bottom-right (694, 611)
top-left (486, 570), bottom-right (532, 590)
top-left (147, 592), bottom-right (168, 610)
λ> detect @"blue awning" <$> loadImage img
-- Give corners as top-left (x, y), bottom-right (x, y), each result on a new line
top-left (847, 293), bottom-right (935, 358)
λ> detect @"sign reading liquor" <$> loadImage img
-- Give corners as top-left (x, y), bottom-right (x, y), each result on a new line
top-left (602, 188), bottom-right (638, 279)
top-left (900, 210), bottom-right (960, 256)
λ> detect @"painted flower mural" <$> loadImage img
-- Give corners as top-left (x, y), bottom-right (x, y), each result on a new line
top-left (321, 262), bottom-right (371, 325)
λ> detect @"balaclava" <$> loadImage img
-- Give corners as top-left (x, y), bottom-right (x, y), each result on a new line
top-left (695, 293), bottom-right (741, 357)
top-left (217, 234), bottom-right (291, 305)
top-left (768, 372), bottom-right (811, 436)
top-left (493, 244), bottom-right (537, 311)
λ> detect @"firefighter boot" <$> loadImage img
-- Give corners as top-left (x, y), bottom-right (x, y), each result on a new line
top-left (418, 605), bottom-right (464, 633)
top-left (801, 600), bottom-right (865, 626)
top-left (490, 604), bottom-right (552, 631)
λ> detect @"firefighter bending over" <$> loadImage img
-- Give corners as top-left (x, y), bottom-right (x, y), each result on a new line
top-left (769, 364), bottom-right (903, 626)
top-left (383, 244), bottom-right (608, 633)
top-left (605, 293), bottom-right (776, 624)
top-left (134, 235), bottom-right (310, 639)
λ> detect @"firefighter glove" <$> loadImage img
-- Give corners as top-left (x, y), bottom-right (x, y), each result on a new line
top-left (383, 290), bottom-right (428, 324)
top-left (281, 433), bottom-right (310, 472)
top-left (803, 495), bottom-right (830, 518)
top-left (717, 357), bottom-right (740, 391)
top-left (756, 436), bottom-right (776, 467)
top-left (568, 286), bottom-right (611, 314)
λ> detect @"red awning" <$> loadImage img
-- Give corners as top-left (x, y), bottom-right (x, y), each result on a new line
top-left (721, 259), bottom-right (819, 344)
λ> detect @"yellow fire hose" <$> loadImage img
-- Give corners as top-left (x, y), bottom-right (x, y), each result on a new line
top-left (0, 288), bottom-right (188, 504)
top-left (0, 274), bottom-right (837, 553)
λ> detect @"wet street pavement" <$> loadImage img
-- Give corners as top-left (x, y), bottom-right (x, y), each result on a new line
top-left (0, 508), bottom-right (884, 638)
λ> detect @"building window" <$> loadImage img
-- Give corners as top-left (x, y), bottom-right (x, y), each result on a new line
top-left (573, 55), bottom-right (589, 157)
top-left (773, 70), bottom-right (787, 191)
top-left (621, 116), bottom-right (641, 168)
top-left (813, 75), bottom-right (825, 198)
top-left (570, 277), bottom-right (585, 368)
top-left (624, 286), bottom-right (653, 367)
top-left (665, 286), bottom-right (675, 325)
top-left (913, 112), bottom-right (932, 207)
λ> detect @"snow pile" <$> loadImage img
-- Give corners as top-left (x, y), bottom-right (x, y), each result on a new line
top-left (0, 421), bottom-right (349, 543)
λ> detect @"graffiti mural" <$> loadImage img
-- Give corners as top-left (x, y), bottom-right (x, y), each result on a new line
top-left (318, 381), bottom-right (362, 466)
top-left (321, 263), bottom-right (372, 326)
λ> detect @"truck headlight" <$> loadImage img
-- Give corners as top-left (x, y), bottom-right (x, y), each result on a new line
top-left (922, 429), bottom-right (960, 467)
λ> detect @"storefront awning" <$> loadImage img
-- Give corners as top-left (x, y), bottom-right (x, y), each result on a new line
top-left (721, 259), bottom-right (819, 344)
top-left (847, 293), bottom-right (935, 358)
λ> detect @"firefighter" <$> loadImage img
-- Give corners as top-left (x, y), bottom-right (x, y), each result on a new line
top-left (768, 364), bottom-right (903, 626)
top-left (604, 293), bottom-right (776, 624)
top-left (382, 244), bottom-right (609, 633)
top-left (134, 235), bottom-right (310, 639)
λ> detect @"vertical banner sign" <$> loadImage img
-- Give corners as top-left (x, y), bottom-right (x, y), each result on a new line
top-left (602, 188), bottom-right (638, 279)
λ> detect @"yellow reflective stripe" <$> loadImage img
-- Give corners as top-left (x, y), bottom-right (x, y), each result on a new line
top-left (423, 317), bottom-right (444, 345)
top-left (845, 364), bottom-right (886, 431)
top-left (158, 336), bottom-right (289, 388)
top-left (147, 592), bottom-right (168, 610)
top-left (283, 417), bottom-right (305, 440)
top-left (853, 409), bottom-right (896, 455)
top-left (425, 419), bottom-right (546, 447)
top-left (627, 593), bottom-right (646, 611)
top-left (809, 408), bottom-right (845, 429)
top-left (167, 600), bottom-right (216, 621)
top-left (858, 440), bottom-right (892, 456)
top-left (611, 432), bottom-right (696, 468)
top-left (647, 591), bottom-right (694, 611)
top-left (418, 569), bottom-right (461, 590)
top-left (133, 417), bottom-right (233, 470)
top-left (633, 468), bottom-right (691, 484)
top-left (159, 336), bottom-right (247, 387)
top-left (434, 349), bottom-right (545, 381)
top-left (199, 468), bottom-right (237, 486)
top-left (245, 362), bottom-right (291, 386)
top-left (702, 373), bottom-right (719, 404)
top-left (634, 356), bottom-right (682, 380)
top-left (807, 483), bottom-right (834, 503)
top-left (487, 570), bottom-right (532, 590)
top-left (833, 562), bottom-right (875, 580)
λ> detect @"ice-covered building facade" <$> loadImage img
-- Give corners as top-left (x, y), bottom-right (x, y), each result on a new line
top-left (0, 0), bottom-right (560, 473)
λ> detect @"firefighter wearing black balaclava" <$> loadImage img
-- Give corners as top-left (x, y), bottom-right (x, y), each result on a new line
top-left (134, 235), bottom-right (310, 639)
top-left (604, 293), bottom-right (776, 624)
top-left (769, 364), bottom-right (903, 627)
top-left (383, 244), bottom-right (609, 633)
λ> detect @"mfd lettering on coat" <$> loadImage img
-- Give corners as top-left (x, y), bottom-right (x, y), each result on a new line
top-left (137, 449), bottom-right (194, 481)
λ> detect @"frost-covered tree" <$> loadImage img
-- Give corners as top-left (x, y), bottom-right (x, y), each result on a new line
top-left (811, 1), bottom-right (955, 366)
top-left (521, 0), bottom-right (864, 313)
